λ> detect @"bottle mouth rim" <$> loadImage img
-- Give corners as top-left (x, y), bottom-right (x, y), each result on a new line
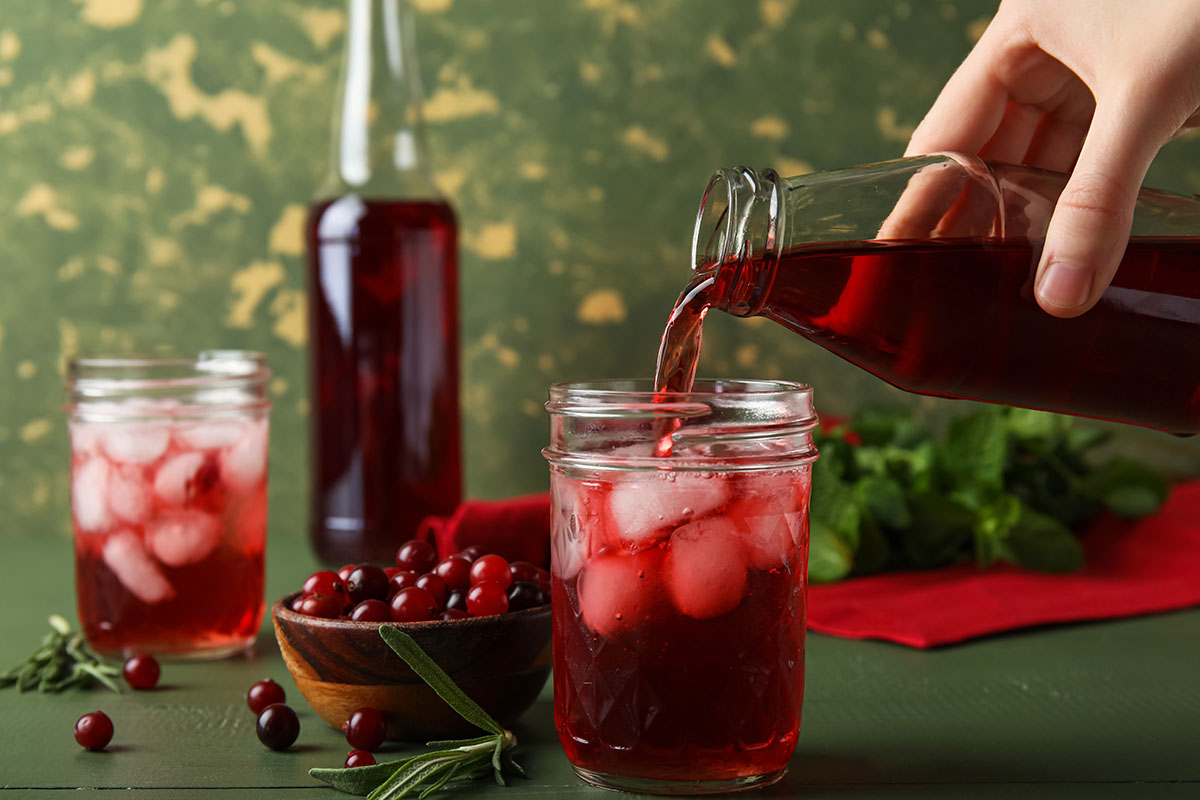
top-left (691, 167), bottom-right (781, 274)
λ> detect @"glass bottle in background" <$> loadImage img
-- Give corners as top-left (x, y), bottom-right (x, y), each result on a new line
top-left (307, 0), bottom-right (460, 564)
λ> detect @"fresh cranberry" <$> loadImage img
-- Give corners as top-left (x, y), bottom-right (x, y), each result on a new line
top-left (445, 590), bottom-right (467, 612)
top-left (74, 711), bottom-right (113, 750)
top-left (302, 570), bottom-right (345, 598)
top-left (346, 565), bottom-right (389, 605)
top-left (433, 555), bottom-right (472, 593)
top-left (395, 539), bottom-right (438, 574)
top-left (416, 573), bottom-right (448, 608)
top-left (350, 599), bottom-right (392, 622)
top-left (440, 608), bottom-right (468, 621)
top-left (390, 586), bottom-right (438, 622)
top-left (122, 654), bottom-right (160, 690)
top-left (290, 595), bottom-right (305, 612)
top-left (337, 564), bottom-right (357, 582)
top-left (459, 544), bottom-right (488, 563)
top-left (345, 749), bottom-right (377, 768)
top-left (387, 570), bottom-right (420, 597)
top-left (257, 703), bottom-right (300, 750)
top-left (467, 580), bottom-right (510, 617)
top-left (344, 706), bottom-right (387, 751)
top-left (247, 679), bottom-right (287, 714)
top-left (509, 561), bottom-right (542, 584)
top-left (297, 593), bottom-right (342, 619)
top-left (470, 555), bottom-right (512, 590)
top-left (506, 581), bottom-right (546, 612)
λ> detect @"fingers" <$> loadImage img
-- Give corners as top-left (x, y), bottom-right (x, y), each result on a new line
top-left (905, 41), bottom-right (1010, 157)
top-left (980, 101), bottom-right (1043, 164)
top-left (1034, 99), bottom-right (1164, 317)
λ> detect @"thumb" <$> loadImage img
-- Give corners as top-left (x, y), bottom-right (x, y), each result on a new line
top-left (1034, 101), bottom-right (1162, 318)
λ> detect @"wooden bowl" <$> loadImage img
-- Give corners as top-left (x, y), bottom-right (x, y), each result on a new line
top-left (272, 593), bottom-right (552, 741)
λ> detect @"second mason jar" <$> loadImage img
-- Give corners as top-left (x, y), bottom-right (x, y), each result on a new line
top-left (543, 379), bottom-right (818, 795)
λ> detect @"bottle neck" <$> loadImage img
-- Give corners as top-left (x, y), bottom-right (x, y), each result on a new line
top-left (320, 0), bottom-right (440, 200)
top-left (691, 167), bottom-right (782, 317)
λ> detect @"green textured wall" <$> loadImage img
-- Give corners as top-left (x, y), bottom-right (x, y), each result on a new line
top-left (3, 0), bottom-right (1199, 543)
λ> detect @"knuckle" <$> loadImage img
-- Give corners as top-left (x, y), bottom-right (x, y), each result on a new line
top-left (1055, 175), bottom-right (1132, 229)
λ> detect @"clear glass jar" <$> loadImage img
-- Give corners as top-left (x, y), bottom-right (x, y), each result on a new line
top-left (543, 379), bottom-right (818, 795)
top-left (65, 351), bottom-right (271, 659)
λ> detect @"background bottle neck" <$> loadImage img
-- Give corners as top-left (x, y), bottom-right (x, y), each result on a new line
top-left (320, 0), bottom-right (440, 200)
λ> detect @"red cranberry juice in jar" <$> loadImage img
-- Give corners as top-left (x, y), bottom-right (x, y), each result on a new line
top-left (307, 196), bottom-right (460, 563)
top-left (544, 381), bottom-right (817, 794)
top-left (67, 353), bottom-right (270, 659)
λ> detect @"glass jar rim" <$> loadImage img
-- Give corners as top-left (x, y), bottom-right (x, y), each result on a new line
top-left (546, 378), bottom-right (816, 420)
top-left (66, 351), bottom-right (271, 420)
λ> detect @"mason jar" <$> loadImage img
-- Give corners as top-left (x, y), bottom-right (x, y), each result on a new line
top-left (66, 351), bottom-right (271, 659)
top-left (543, 379), bottom-right (818, 795)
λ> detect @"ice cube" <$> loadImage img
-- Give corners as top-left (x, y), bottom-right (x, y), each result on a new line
top-left (102, 423), bottom-right (169, 464)
top-left (153, 452), bottom-right (207, 506)
top-left (578, 550), bottom-right (664, 637)
top-left (72, 458), bottom-right (112, 533)
top-left (69, 422), bottom-right (104, 457)
top-left (665, 516), bottom-right (749, 619)
top-left (108, 465), bottom-right (151, 525)
top-left (733, 472), bottom-right (810, 569)
top-left (102, 530), bottom-right (174, 604)
top-left (176, 420), bottom-right (246, 450)
top-left (146, 510), bottom-right (220, 566)
top-left (220, 421), bottom-right (267, 492)
top-left (607, 473), bottom-right (730, 549)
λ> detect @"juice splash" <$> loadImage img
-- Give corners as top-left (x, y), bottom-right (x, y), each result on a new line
top-left (70, 413), bottom-right (268, 658)
top-left (306, 197), bottom-right (461, 564)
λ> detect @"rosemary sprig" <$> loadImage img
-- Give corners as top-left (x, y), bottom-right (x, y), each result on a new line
top-left (0, 615), bottom-right (121, 694)
top-left (310, 626), bottom-right (527, 798)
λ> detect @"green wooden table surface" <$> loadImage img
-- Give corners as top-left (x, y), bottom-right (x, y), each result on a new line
top-left (3, 533), bottom-right (1199, 799)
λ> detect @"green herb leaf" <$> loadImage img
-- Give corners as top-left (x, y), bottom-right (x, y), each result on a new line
top-left (311, 761), bottom-right (410, 796)
top-left (1, 616), bottom-right (121, 695)
top-left (1001, 507), bottom-right (1085, 572)
top-left (854, 474), bottom-right (911, 529)
top-left (378, 627), bottom-right (503, 736)
top-left (942, 409), bottom-right (1008, 489)
top-left (904, 492), bottom-right (975, 568)
top-left (808, 519), bottom-right (853, 583)
top-left (1085, 458), bottom-right (1171, 518)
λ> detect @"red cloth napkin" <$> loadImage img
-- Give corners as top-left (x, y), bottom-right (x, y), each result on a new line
top-left (808, 481), bottom-right (1200, 647)
top-left (418, 493), bottom-right (551, 567)
top-left (421, 483), bottom-right (1200, 647)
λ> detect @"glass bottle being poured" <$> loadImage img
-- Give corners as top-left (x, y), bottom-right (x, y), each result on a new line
top-left (655, 153), bottom-right (1200, 435)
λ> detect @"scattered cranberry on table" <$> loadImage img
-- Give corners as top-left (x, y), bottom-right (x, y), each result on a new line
top-left (74, 711), bottom-right (113, 751)
top-left (256, 703), bottom-right (300, 750)
top-left (247, 679), bottom-right (287, 714)
top-left (122, 654), bottom-right (160, 690)
top-left (345, 749), bottom-right (377, 768)
top-left (344, 706), bottom-right (387, 751)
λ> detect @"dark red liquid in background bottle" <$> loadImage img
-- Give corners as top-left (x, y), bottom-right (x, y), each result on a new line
top-left (306, 196), bottom-right (461, 564)
top-left (657, 236), bottom-right (1200, 434)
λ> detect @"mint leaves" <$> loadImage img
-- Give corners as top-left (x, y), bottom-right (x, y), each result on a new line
top-left (809, 406), bottom-right (1170, 582)
top-left (310, 627), bottom-right (526, 798)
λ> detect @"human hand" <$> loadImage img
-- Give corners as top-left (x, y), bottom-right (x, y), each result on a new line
top-left (905, 0), bottom-right (1200, 317)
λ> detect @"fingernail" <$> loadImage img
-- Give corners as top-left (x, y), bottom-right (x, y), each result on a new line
top-left (1036, 262), bottom-right (1092, 309)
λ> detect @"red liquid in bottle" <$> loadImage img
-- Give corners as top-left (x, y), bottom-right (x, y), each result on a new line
top-left (307, 197), bottom-right (461, 564)
top-left (659, 236), bottom-right (1200, 434)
